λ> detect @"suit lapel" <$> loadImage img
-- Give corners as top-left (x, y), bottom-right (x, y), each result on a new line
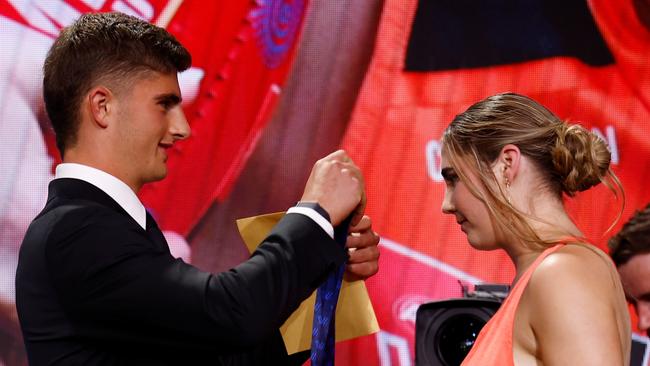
top-left (145, 211), bottom-right (171, 253)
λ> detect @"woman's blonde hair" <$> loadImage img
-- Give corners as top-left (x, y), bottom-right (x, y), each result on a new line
top-left (441, 92), bottom-right (623, 248)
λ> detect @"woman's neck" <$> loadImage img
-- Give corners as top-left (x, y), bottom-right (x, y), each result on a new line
top-left (503, 196), bottom-right (583, 285)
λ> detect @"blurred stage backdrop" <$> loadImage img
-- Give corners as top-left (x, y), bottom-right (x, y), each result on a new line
top-left (1, 0), bottom-right (649, 365)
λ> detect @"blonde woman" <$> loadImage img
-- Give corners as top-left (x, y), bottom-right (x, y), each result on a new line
top-left (440, 93), bottom-right (630, 365)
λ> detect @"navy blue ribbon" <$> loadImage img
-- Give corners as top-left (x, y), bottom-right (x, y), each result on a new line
top-left (310, 217), bottom-right (351, 366)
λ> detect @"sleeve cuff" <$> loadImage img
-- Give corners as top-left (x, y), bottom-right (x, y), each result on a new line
top-left (286, 206), bottom-right (334, 239)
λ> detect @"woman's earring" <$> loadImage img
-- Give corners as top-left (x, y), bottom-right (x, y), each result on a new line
top-left (505, 177), bottom-right (512, 204)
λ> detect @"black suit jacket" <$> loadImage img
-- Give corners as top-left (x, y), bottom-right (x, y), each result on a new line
top-left (16, 178), bottom-right (346, 365)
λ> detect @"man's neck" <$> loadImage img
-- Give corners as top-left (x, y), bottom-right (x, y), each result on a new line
top-left (62, 153), bottom-right (142, 194)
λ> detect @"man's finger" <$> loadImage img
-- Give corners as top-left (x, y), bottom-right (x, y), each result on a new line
top-left (347, 245), bottom-right (380, 264)
top-left (345, 262), bottom-right (379, 281)
top-left (349, 215), bottom-right (372, 233)
top-left (346, 231), bottom-right (379, 249)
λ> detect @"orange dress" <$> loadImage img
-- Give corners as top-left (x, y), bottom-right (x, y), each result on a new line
top-left (461, 244), bottom-right (565, 366)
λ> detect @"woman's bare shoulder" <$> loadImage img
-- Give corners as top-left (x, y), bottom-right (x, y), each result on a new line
top-left (519, 243), bottom-right (629, 365)
top-left (534, 243), bottom-right (617, 287)
top-left (524, 243), bottom-right (621, 311)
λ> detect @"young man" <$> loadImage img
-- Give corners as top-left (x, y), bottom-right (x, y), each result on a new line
top-left (15, 12), bottom-right (379, 365)
top-left (609, 203), bottom-right (650, 337)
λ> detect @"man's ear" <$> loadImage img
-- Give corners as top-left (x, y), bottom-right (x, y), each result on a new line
top-left (498, 144), bottom-right (521, 182)
top-left (87, 86), bottom-right (113, 128)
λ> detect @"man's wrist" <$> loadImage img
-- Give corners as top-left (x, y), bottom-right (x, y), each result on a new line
top-left (295, 201), bottom-right (331, 223)
top-left (287, 202), bottom-right (334, 239)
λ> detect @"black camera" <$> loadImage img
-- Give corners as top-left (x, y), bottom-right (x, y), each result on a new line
top-left (414, 284), bottom-right (508, 366)
top-left (414, 284), bottom-right (650, 366)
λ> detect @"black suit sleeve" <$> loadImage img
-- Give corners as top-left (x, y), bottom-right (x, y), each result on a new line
top-left (45, 207), bottom-right (346, 355)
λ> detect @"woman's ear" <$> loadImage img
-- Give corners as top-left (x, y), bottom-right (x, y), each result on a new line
top-left (497, 144), bottom-right (521, 183)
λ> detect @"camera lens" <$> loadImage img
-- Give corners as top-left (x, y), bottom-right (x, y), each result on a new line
top-left (435, 314), bottom-right (486, 366)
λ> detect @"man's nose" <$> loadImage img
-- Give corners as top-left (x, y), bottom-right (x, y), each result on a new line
top-left (170, 108), bottom-right (190, 141)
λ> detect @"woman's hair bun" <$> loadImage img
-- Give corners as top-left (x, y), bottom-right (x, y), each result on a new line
top-left (551, 123), bottom-right (611, 195)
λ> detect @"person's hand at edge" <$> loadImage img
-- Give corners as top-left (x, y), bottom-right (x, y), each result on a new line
top-left (344, 215), bottom-right (380, 281)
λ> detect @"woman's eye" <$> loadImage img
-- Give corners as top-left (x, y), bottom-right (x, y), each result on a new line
top-left (441, 168), bottom-right (459, 186)
top-left (444, 175), bottom-right (458, 186)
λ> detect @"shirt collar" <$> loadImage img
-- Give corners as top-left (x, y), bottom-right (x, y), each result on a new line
top-left (54, 163), bottom-right (147, 229)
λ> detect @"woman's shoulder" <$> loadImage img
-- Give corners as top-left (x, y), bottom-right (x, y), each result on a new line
top-left (517, 243), bottom-right (630, 365)
top-left (519, 242), bottom-right (625, 327)
top-left (530, 242), bottom-right (619, 295)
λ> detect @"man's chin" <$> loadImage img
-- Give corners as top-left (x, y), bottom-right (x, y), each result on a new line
top-left (143, 168), bottom-right (168, 184)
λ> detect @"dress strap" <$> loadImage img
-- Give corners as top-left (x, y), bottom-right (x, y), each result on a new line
top-left (506, 244), bottom-right (565, 301)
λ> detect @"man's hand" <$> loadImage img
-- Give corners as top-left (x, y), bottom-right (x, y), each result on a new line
top-left (300, 150), bottom-right (366, 226)
top-left (344, 215), bottom-right (380, 281)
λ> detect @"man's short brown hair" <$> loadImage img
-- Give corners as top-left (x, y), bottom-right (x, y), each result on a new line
top-left (608, 203), bottom-right (650, 266)
top-left (43, 12), bottom-right (191, 156)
